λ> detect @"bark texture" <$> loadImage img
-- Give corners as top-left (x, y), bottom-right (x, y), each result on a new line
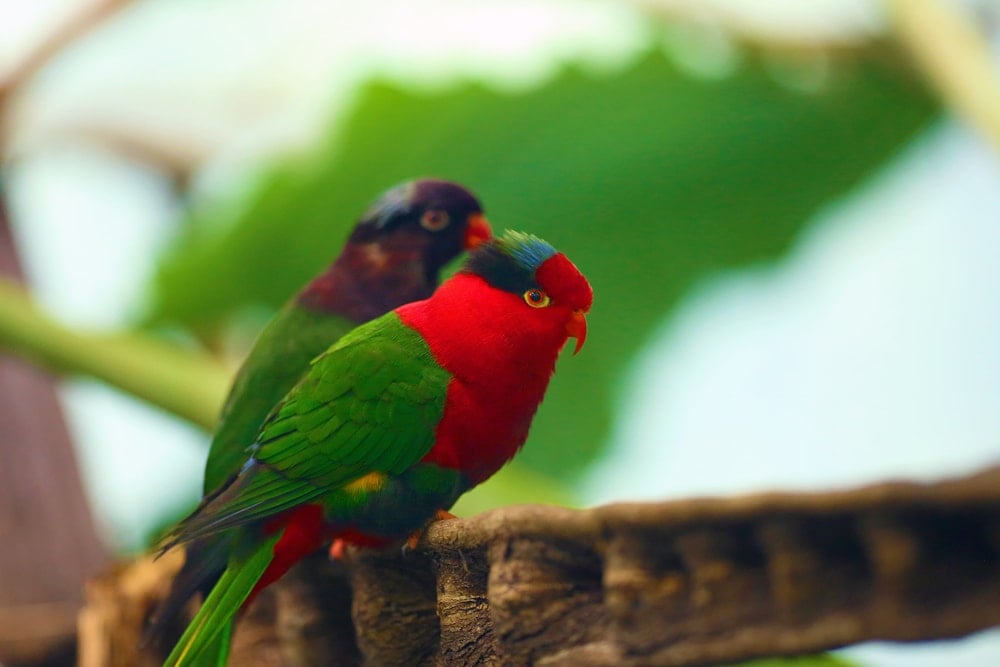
top-left (80, 466), bottom-right (1000, 666)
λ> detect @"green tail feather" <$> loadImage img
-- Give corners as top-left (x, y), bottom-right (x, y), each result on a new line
top-left (208, 622), bottom-right (233, 667)
top-left (163, 535), bottom-right (278, 667)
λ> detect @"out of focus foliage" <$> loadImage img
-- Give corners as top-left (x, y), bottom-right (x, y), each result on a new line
top-left (150, 50), bottom-right (936, 498)
top-left (740, 656), bottom-right (854, 667)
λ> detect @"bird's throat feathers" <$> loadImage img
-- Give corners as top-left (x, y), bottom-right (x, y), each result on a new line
top-left (298, 242), bottom-right (431, 323)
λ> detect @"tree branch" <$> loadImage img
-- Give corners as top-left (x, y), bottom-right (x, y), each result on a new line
top-left (887, 0), bottom-right (1000, 152)
top-left (0, 278), bottom-right (230, 429)
top-left (80, 465), bottom-right (1000, 666)
top-left (0, 0), bottom-right (132, 110)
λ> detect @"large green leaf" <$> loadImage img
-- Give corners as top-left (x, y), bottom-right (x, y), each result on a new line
top-left (149, 50), bottom-right (935, 485)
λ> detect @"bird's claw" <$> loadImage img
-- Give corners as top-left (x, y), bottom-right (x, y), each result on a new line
top-left (434, 509), bottom-right (458, 521)
top-left (401, 509), bottom-right (459, 557)
top-left (401, 533), bottom-right (420, 557)
top-left (329, 538), bottom-right (347, 560)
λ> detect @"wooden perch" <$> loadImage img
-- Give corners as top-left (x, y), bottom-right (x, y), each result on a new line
top-left (80, 466), bottom-right (1000, 666)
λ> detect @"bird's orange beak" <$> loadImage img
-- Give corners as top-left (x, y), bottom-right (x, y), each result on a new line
top-left (463, 213), bottom-right (493, 249)
top-left (566, 309), bottom-right (588, 355)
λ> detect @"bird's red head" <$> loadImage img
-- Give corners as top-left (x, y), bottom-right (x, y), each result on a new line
top-left (396, 230), bottom-right (592, 392)
top-left (462, 231), bottom-right (593, 355)
top-left (533, 252), bottom-right (593, 354)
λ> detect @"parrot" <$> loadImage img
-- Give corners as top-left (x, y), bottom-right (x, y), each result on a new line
top-left (158, 230), bottom-right (593, 666)
top-left (204, 178), bottom-right (492, 494)
top-left (146, 179), bottom-right (491, 645)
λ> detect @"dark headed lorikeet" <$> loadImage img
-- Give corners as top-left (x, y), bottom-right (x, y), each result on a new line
top-left (147, 179), bottom-right (490, 646)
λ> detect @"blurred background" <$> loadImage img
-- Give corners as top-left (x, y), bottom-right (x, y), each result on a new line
top-left (1, 0), bottom-right (999, 665)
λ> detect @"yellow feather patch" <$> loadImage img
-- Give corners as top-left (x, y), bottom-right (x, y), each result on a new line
top-left (343, 471), bottom-right (387, 494)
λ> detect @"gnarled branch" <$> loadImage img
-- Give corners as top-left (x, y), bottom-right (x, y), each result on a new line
top-left (80, 465), bottom-right (1000, 666)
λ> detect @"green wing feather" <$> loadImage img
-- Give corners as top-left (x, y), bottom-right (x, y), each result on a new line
top-left (164, 312), bottom-right (450, 547)
top-left (162, 534), bottom-right (279, 667)
top-left (204, 304), bottom-right (356, 493)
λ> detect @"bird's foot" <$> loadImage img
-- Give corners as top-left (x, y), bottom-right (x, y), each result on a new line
top-left (434, 508), bottom-right (458, 522)
top-left (403, 509), bottom-right (459, 554)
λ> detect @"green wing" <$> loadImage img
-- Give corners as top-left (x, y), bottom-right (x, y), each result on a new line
top-left (203, 303), bottom-right (357, 493)
top-left (165, 312), bottom-right (450, 545)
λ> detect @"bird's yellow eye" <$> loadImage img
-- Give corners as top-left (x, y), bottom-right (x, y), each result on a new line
top-left (523, 288), bottom-right (550, 308)
top-left (420, 209), bottom-right (450, 231)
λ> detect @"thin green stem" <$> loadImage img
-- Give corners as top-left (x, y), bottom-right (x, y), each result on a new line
top-left (0, 279), bottom-right (230, 430)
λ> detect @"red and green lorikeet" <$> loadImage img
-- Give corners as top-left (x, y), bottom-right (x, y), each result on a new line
top-left (158, 230), bottom-right (593, 666)
top-left (148, 179), bottom-right (490, 642)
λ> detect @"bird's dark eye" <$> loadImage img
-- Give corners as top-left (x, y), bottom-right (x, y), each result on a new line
top-left (420, 209), bottom-right (450, 231)
top-left (523, 288), bottom-right (551, 308)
